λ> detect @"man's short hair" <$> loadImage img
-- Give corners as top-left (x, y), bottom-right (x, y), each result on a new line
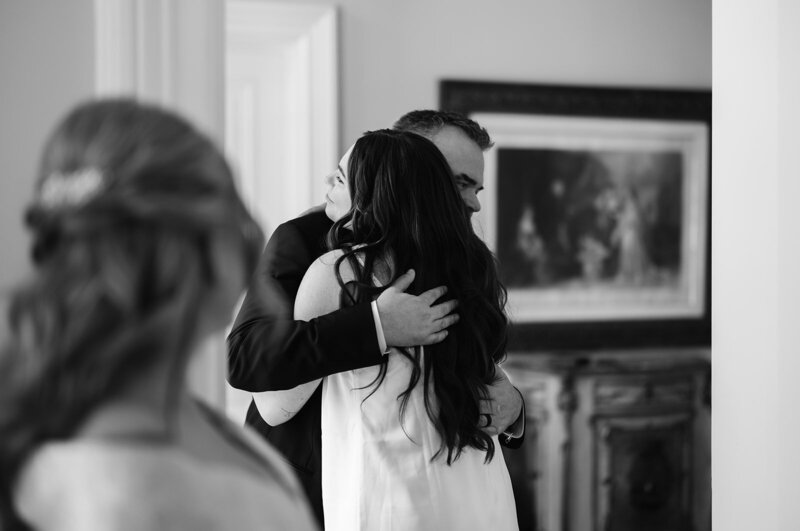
top-left (393, 110), bottom-right (494, 150)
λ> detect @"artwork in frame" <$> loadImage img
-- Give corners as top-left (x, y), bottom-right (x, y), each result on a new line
top-left (440, 80), bottom-right (711, 350)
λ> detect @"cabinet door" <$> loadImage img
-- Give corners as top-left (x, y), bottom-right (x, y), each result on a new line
top-left (594, 414), bottom-right (693, 531)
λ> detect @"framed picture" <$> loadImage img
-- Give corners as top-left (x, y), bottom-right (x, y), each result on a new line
top-left (440, 80), bottom-right (711, 350)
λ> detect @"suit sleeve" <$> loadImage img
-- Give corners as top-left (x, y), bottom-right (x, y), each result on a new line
top-left (499, 388), bottom-right (526, 449)
top-left (227, 221), bottom-right (383, 392)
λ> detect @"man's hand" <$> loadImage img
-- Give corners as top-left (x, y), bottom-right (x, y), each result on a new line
top-left (377, 269), bottom-right (459, 347)
top-left (479, 368), bottom-right (523, 436)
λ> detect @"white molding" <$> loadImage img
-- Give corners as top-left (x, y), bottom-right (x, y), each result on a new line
top-left (309, 7), bottom-right (339, 205)
top-left (94, 0), bottom-right (173, 100)
top-left (94, 0), bottom-right (138, 95)
top-left (225, 1), bottom-right (339, 237)
top-left (94, 0), bottom-right (228, 407)
top-left (93, 0), bottom-right (223, 141)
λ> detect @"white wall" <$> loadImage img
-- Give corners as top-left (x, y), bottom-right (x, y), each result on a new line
top-left (714, 1), bottom-right (800, 529)
top-left (288, 0), bottom-right (711, 147)
top-left (0, 0), bottom-right (95, 292)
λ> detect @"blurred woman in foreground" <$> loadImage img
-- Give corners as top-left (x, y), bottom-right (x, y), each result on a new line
top-left (0, 99), bottom-right (317, 530)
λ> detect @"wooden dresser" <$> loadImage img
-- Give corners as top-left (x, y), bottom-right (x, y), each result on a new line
top-left (501, 350), bottom-right (710, 531)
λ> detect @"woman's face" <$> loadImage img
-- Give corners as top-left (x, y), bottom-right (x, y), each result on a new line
top-left (324, 145), bottom-right (353, 222)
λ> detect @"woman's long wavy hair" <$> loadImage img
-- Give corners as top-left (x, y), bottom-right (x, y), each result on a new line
top-left (328, 129), bottom-right (508, 465)
top-left (0, 99), bottom-right (264, 529)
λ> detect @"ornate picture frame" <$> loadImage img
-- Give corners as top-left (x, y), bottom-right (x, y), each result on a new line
top-left (441, 80), bottom-right (711, 350)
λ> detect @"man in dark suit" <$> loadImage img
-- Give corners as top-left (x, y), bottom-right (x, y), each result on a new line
top-left (228, 110), bottom-right (525, 526)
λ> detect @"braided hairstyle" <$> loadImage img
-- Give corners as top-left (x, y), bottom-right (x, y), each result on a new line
top-left (0, 98), bottom-right (264, 529)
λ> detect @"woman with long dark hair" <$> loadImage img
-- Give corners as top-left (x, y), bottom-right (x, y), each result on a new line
top-left (260, 129), bottom-right (518, 530)
top-left (0, 99), bottom-right (317, 530)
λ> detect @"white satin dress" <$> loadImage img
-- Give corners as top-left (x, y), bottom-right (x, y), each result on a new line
top-left (321, 346), bottom-right (519, 531)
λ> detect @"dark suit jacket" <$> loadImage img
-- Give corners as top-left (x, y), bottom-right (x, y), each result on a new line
top-left (227, 208), bottom-right (525, 525)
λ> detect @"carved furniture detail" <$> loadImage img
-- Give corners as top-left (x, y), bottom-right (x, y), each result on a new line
top-left (502, 351), bottom-right (710, 531)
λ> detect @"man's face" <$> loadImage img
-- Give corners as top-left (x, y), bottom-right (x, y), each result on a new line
top-left (428, 125), bottom-right (485, 217)
top-left (324, 144), bottom-right (353, 222)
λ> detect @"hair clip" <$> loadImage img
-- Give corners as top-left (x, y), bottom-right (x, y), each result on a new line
top-left (38, 168), bottom-right (104, 209)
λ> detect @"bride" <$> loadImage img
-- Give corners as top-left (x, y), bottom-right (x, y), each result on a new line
top-left (258, 129), bottom-right (518, 531)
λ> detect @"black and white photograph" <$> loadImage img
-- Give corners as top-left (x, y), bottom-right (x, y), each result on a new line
top-left (483, 114), bottom-right (708, 324)
top-left (442, 82), bottom-right (711, 350)
top-left (1, 1), bottom-right (797, 531)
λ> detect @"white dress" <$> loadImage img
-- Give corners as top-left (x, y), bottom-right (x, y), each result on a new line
top-left (321, 345), bottom-right (519, 531)
top-left (14, 405), bottom-right (318, 531)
